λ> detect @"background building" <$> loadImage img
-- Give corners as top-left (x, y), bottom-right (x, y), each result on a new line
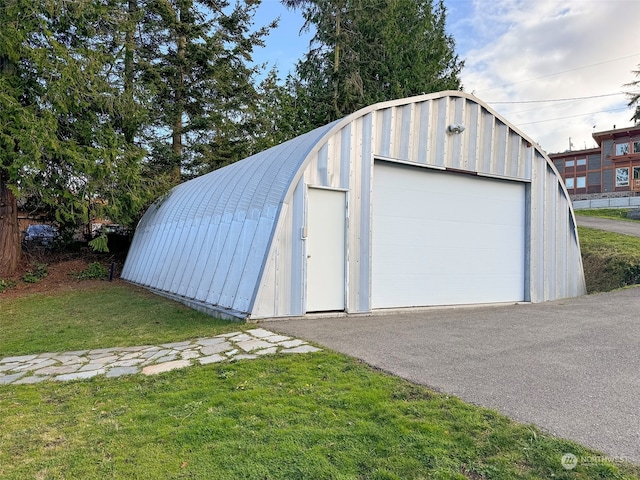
top-left (549, 125), bottom-right (640, 206)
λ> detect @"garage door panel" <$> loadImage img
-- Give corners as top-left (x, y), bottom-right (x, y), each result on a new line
top-left (372, 162), bottom-right (525, 308)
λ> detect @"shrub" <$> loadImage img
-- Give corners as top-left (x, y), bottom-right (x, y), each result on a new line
top-left (88, 233), bottom-right (109, 253)
top-left (76, 262), bottom-right (108, 280)
top-left (579, 227), bottom-right (640, 293)
top-left (0, 279), bottom-right (17, 293)
top-left (581, 252), bottom-right (640, 292)
top-left (22, 263), bottom-right (48, 284)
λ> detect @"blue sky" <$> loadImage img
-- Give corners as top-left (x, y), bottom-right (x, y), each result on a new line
top-left (252, 0), bottom-right (640, 154)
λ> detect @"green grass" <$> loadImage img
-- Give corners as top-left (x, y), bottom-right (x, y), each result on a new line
top-left (2, 286), bottom-right (640, 479)
top-left (579, 227), bottom-right (640, 258)
top-left (0, 284), bottom-right (239, 356)
top-left (578, 227), bottom-right (640, 292)
top-left (575, 208), bottom-right (640, 222)
top-left (2, 353), bottom-right (638, 479)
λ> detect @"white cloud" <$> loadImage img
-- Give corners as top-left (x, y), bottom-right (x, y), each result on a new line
top-left (449, 0), bottom-right (640, 153)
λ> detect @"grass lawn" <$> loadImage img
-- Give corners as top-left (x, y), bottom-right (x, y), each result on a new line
top-left (2, 285), bottom-right (640, 479)
top-left (575, 208), bottom-right (639, 222)
top-left (578, 227), bottom-right (640, 259)
top-left (0, 283), bottom-right (240, 356)
top-left (578, 227), bottom-right (640, 292)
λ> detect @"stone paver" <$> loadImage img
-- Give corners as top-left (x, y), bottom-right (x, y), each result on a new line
top-left (0, 329), bottom-right (320, 385)
top-left (13, 375), bottom-right (48, 385)
top-left (199, 354), bottom-right (226, 365)
top-left (226, 333), bottom-right (253, 343)
top-left (110, 359), bottom-right (144, 368)
top-left (196, 337), bottom-right (227, 346)
top-left (106, 366), bottom-right (139, 378)
top-left (180, 350), bottom-right (200, 360)
top-left (161, 341), bottom-right (192, 349)
top-left (34, 365), bottom-right (81, 376)
top-left (52, 355), bottom-right (84, 365)
top-left (88, 348), bottom-right (117, 355)
top-left (1, 355), bottom-right (38, 363)
top-left (217, 331), bottom-right (242, 338)
top-left (278, 339), bottom-right (306, 348)
top-left (55, 369), bottom-right (105, 381)
top-left (142, 360), bottom-right (191, 375)
top-left (246, 328), bottom-right (276, 338)
top-left (254, 347), bottom-right (278, 356)
top-left (79, 363), bottom-right (109, 372)
top-left (262, 334), bottom-right (290, 343)
top-left (12, 359), bottom-right (57, 372)
top-left (0, 363), bottom-right (20, 373)
top-left (155, 354), bottom-right (178, 363)
top-left (282, 345), bottom-right (322, 354)
top-left (232, 354), bottom-right (257, 361)
top-left (236, 339), bottom-right (273, 352)
top-left (201, 342), bottom-right (232, 355)
top-left (0, 372), bottom-right (27, 384)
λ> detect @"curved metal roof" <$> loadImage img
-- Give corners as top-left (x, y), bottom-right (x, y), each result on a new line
top-left (123, 91), bottom-right (585, 318)
top-left (122, 120), bottom-right (339, 316)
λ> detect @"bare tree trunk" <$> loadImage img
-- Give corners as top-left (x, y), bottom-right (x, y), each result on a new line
top-left (0, 174), bottom-right (21, 277)
top-left (123, 0), bottom-right (137, 145)
top-left (332, 7), bottom-right (341, 117)
top-left (0, 49), bottom-right (21, 277)
top-left (171, 5), bottom-right (187, 183)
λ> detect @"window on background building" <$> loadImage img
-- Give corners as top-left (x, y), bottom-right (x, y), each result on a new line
top-left (616, 167), bottom-right (629, 186)
top-left (565, 177), bottom-right (575, 189)
top-left (616, 142), bottom-right (630, 155)
top-left (576, 158), bottom-right (587, 166)
top-left (634, 141), bottom-right (640, 154)
top-left (565, 160), bottom-right (575, 167)
top-left (576, 176), bottom-right (586, 188)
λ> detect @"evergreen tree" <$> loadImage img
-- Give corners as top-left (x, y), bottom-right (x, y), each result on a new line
top-left (283, 0), bottom-right (464, 129)
top-left (138, 0), bottom-right (276, 179)
top-left (626, 64), bottom-right (640, 124)
top-left (251, 70), bottom-right (313, 151)
top-left (0, 0), bottom-right (152, 275)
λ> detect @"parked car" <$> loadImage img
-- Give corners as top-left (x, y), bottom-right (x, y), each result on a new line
top-left (22, 224), bottom-right (59, 249)
top-left (99, 224), bottom-right (127, 235)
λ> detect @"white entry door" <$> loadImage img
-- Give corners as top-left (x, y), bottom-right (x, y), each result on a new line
top-left (372, 162), bottom-right (525, 308)
top-left (306, 188), bottom-right (346, 312)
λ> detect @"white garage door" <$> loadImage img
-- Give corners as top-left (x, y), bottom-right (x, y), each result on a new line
top-left (372, 162), bottom-right (525, 308)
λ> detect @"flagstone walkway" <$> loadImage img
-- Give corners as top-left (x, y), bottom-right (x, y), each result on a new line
top-left (0, 328), bottom-right (320, 386)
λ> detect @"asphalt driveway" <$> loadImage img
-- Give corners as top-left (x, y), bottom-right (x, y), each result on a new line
top-left (266, 286), bottom-right (640, 463)
top-left (576, 215), bottom-right (640, 237)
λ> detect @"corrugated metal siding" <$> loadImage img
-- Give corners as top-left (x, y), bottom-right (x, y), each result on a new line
top-left (122, 121), bottom-right (338, 317)
top-left (527, 157), bottom-right (586, 301)
top-left (125, 91), bottom-right (586, 320)
top-left (254, 92), bottom-right (583, 317)
top-left (365, 98), bottom-right (533, 181)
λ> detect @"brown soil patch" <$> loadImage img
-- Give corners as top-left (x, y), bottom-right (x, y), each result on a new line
top-left (1, 250), bottom-right (126, 299)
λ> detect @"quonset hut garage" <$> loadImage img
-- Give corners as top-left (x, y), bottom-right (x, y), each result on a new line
top-left (122, 91), bottom-right (586, 320)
